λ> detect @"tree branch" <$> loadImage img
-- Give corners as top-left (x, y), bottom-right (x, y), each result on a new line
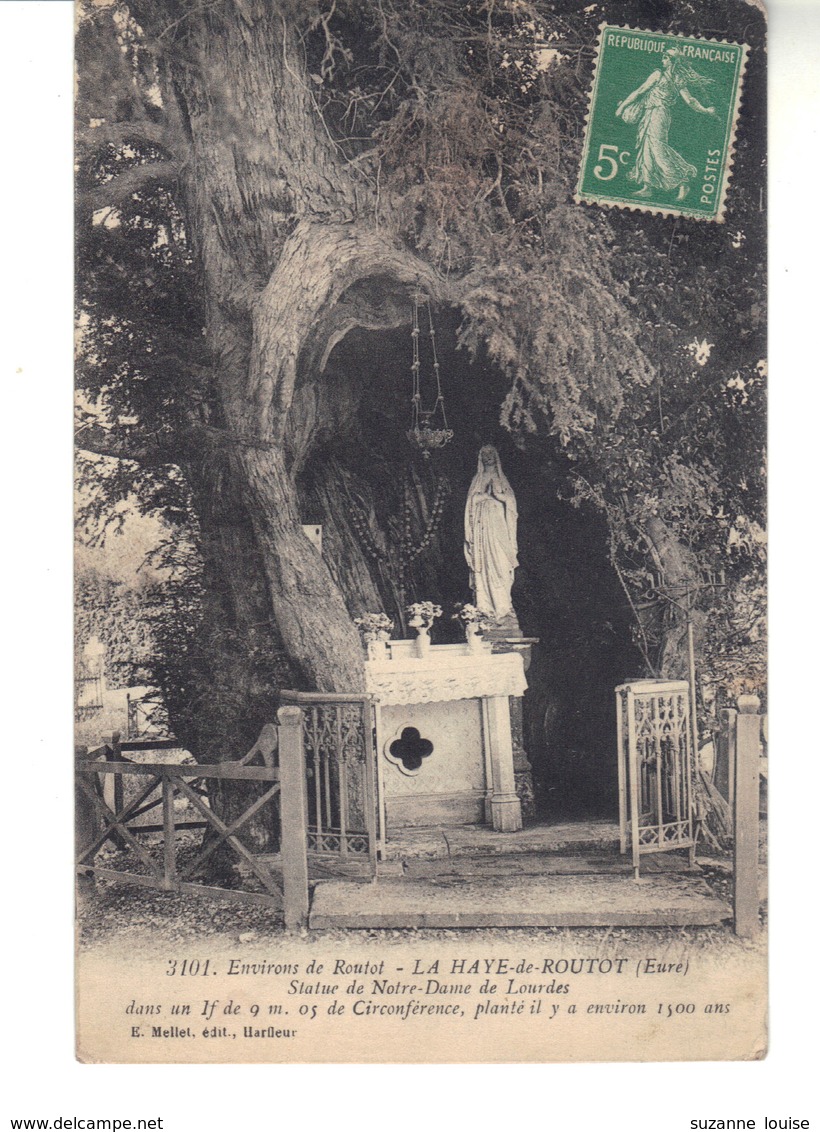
top-left (76, 119), bottom-right (176, 154)
top-left (75, 423), bottom-right (174, 466)
top-left (308, 291), bottom-right (412, 375)
top-left (79, 159), bottom-right (181, 213)
top-left (242, 219), bottom-right (451, 443)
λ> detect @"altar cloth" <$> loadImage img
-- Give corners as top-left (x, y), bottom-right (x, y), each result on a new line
top-left (365, 644), bottom-right (527, 706)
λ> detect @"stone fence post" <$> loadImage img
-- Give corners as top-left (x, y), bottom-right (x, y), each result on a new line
top-left (733, 693), bottom-right (761, 939)
top-left (277, 706), bottom-right (309, 931)
top-left (75, 745), bottom-right (98, 896)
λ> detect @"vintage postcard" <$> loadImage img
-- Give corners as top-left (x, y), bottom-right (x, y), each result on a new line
top-left (75, 0), bottom-right (767, 1064)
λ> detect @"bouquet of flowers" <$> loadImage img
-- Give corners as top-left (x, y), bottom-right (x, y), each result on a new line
top-left (353, 612), bottom-right (393, 643)
top-left (406, 601), bottom-right (442, 630)
top-left (451, 603), bottom-right (492, 629)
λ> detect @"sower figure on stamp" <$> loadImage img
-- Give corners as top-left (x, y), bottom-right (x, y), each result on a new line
top-left (616, 48), bottom-right (717, 201)
top-left (464, 445), bottom-right (519, 627)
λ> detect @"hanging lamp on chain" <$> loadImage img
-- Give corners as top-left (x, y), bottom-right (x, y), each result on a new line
top-left (406, 283), bottom-right (454, 458)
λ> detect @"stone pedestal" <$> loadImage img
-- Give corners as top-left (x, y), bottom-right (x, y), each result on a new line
top-left (483, 694), bottom-right (524, 832)
top-left (366, 642), bottom-right (526, 834)
top-left (487, 636), bottom-right (538, 824)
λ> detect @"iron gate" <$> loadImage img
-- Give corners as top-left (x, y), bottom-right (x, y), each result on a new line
top-left (280, 691), bottom-right (378, 875)
top-left (616, 679), bottom-right (696, 878)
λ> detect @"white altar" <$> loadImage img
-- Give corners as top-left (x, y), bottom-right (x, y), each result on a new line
top-left (365, 639), bottom-right (526, 834)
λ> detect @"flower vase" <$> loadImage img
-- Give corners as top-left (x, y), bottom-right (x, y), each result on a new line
top-left (415, 626), bottom-right (431, 658)
top-left (465, 623), bottom-right (483, 654)
top-left (367, 639), bottom-right (388, 662)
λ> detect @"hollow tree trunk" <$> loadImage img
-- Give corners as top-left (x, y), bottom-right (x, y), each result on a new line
top-left (177, 452), bottom-right (292, 857)
top-left (213, 221), bottom-right (445, 689)
top-left (302, 456), bottom-right (387, 619)
top-left (183, 447), bottom-right (299, 752)
top-left (140, 0), bottom-right (448, 694)
top-left (232, 442), bottom-right (365, 691)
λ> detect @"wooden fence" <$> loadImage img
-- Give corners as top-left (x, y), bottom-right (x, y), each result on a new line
top-left (76, 711), bottom-right (313, 930)
top-left (76, 757), bottom-right (282, 905)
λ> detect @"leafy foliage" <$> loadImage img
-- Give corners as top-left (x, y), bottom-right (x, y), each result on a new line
top-left (140, 566), bottom-right (295, 760)
top-left (299, 0), bottom-right (658, 437)
top-left (75, 558), bottom-right (155, 684)
top-left (75, 0), bottom-right (766, 766)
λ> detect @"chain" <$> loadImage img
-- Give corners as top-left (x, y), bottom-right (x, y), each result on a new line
top-left (409, 283), bottom-right (422, 432)
top-left (408, 281), bottom-right (451, 442)
top-left (346, 475), bottom-right (450, 579)
top-left (400, 476), bottom-right (451, 567)
top-left (347, 493), bottom-right (384, 564)
top-left (426, 298), bottom-right (449, 431)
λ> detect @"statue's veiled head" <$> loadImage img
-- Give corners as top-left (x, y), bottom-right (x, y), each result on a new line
top-left (479, 444), bottom-right (501, 472)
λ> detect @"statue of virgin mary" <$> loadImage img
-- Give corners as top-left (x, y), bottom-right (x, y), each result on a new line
top-left (464, 445), bottom-right (518, 621)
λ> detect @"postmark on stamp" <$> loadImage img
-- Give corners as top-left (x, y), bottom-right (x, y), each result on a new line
top-left (575, 26), bottom-right (748, 222)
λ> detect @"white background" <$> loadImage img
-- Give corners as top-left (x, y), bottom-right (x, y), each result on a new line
top-left (1, 0), bottom-right (817, 1126)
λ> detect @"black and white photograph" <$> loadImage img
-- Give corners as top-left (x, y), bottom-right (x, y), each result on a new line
top-left (68, 0), bottom-right (774, 1065)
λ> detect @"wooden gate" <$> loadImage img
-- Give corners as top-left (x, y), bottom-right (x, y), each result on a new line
top-left (279, 692), bottom-right (378, 875)
top-left (616, 679), bottom-right (696, 878)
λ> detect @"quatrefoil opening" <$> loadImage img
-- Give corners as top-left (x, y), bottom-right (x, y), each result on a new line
top-left (388, 726), bottom-right (434, 774)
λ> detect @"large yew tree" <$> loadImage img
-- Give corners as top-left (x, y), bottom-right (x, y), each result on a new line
top-left (77, 0), bottom-right (765, 769)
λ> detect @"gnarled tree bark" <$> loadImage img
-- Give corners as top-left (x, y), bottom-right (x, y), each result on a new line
top-left (142, 1), bottom-right (451, 692)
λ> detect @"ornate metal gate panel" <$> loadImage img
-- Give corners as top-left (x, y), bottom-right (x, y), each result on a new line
top-left (616, 679), bottom-right (695, 878)
top-left (280, 692), bottom-right (378, 875)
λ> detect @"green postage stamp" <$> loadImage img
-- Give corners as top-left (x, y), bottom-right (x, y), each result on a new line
top-left (576, 26), bottom-right (748, 222)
